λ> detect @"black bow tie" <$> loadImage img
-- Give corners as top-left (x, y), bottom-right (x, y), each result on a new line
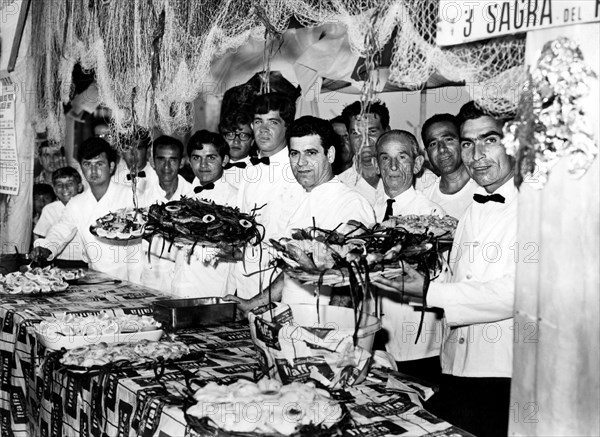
top-left (224, 161), bottom-right (247, 170)
top-left (126, 171), bottom-right (146, 180)
top-left (250, 156), bottom-right (270, 166)
top-left (473, 193), bottom-right (505, 204)
top-left (194, 183), bottom-right (215, 193)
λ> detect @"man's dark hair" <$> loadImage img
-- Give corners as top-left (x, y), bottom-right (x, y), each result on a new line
top-left (253, 93), bottom-right (296, 125)
top-left (341, 100), bottom-right (390, 130)
top-left (420, 113), bottom-right (460, 145)
top-left (77, 137), bottom-right (117, 164)
top-left (33, 183), bottom-right (56, 200)
top-left (456, 101), bottom-right (494, 126)
top-left (153, 135), bottom-right (184, 158)
top-left (219, 111), bottom-right (253, 132)
top-left (187, 130), bottom-right (229, 159)
top-left (330, 115), bottom-right (348, 127)
top-left (287, 116), bottom-right (339, 153)
top-left (51, 166), bottom-right (82, 185)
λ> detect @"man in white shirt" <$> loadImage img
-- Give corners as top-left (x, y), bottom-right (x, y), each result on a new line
top-left (372, 129), bottom-right (446, 380)
top-left (30, 138), bottom-right (140, 282)
top-left (373, 101), bottom-right (518, 437)
top-left (112, 128), bottom-right (158, 198)
top-left (171, 130), bottom-right (238, 298)
top-left (338, 100), bottom-right (390, 205)
top-left (139, 136), bottom-right (192, 292)
top-left (225, 115), bottom-right (375, 312)
top-left (33, 166), bottom-right (85, 266)
top-left (218, 111), bottom-right (255, 189)
top-left (233, 93), bottom-right (306, 300)
top-left (420, 113), bottom-right (478, 219)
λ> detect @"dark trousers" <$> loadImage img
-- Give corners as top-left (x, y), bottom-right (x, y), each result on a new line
top-left (425, 375), bottom-right (511, 437)
top-left (395, 356), bottom-right (442, 386)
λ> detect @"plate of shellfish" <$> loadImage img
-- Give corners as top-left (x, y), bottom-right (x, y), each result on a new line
top-left (0, 266), bottom-right (85, 295)
top-left (35, 312), bottom-right (163, 350)
top-left (89, 207), bottom-right (149, 240)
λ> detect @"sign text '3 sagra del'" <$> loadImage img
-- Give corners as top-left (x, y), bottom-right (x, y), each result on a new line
top-left (437, 0), bottom-right (600, 46)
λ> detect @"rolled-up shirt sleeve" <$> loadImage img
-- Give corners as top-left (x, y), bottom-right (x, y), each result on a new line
top-left (33, 208), bottom-right (78, 261)
top-left (427, 274), bottom-right (515, 326)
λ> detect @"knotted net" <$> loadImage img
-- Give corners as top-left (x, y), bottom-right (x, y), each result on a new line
top-left (30, 0), bottom-right (526, 143)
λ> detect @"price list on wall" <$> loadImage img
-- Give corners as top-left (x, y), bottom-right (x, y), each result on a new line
top-left (0, 71), bottom-right (19, 195)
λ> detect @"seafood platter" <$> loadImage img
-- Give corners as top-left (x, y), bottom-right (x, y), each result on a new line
top-left (57, 339), bottom-right (192, 369)
top-left (90, 207), bottom-right (148, 240)
top-left (184, 378), bottom-right (348, 436)
top-left (144, 196), bottom-right (264, 260)
top-left (35, 312), bottom-right (164, 350)
top-left (271, 215), bottom-right (458, 287)
top-left (0, 266), bottom-right (85, 295)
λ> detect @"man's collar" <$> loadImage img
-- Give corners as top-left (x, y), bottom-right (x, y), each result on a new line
top-left (260, 146), bottom-right (289, 164)
top-left (384, 185), bottom-right (416, 201)
top-left (475, 177), bottom-right (517, 203)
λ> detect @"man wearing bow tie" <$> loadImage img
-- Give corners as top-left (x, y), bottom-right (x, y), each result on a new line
top-left (233, 93), bottom-right (305, 300)
top-left (373, 101), bottom-right (518, 437)
top-left (219, 111), bottom-right (255, 188)
top-left (113, 128), bottom-right (158, 197)
top-left (170, 130), bottom-right (237, 298)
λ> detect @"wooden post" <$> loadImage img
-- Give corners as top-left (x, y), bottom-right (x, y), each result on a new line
top-left (510, 22), bottom-right (600, 436)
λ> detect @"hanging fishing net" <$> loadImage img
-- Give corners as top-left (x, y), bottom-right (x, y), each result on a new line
top-left (30, 0), bottom-right (526, 143)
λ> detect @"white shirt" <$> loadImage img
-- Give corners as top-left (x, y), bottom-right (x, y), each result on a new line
top-left (234, 148), bottom-right (306, 299)
top-left (113, 160), bottom-right (158, 199)
top-left (427, 179), bottom-right (518, 378)
top-left (34, 182), bottom-right (141, 282)
top-left (138, 175), bottom-right (193, 293)
top-left (414, 167), bottom-right (438, 193)
top-left (222, 156), bottom-right (251, 189)
top-left (373, 186), bottom-right (446, 222)
top-left (281, 177), bottom-right (376, 305)
top-left (171, 178), bottom-right (238, 298)
top-left (33, 201), bottom-right (84, 261)
top-left (374, 185), bottom-right (446, 362)
top-left (338, 166), bottom-right (379, 206)
top-left (139, 175), bottom-right (193, 208)
top-left (421, 176), bottom-right (479, 220)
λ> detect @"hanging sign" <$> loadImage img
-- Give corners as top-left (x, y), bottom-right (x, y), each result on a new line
top-left (0, 71), bottom-right (20, 195)
top-left (436, 0), bottom-right (600, 46)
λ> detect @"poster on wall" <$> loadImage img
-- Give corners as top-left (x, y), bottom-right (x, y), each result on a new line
top-left (0, 71), bottom-right (20, 195)
top-left (437, 0), bottom-right (600, 46)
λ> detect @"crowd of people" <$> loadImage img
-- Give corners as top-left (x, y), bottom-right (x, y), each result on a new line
top-left (29, 93), bottom-right (518, 437)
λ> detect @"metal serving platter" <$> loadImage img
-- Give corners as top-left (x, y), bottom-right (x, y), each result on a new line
top-left (153, 297), bottom-right (236, 330)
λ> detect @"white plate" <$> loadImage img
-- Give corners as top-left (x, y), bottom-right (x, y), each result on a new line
top-left (36, 329), bottom-right (164, 350)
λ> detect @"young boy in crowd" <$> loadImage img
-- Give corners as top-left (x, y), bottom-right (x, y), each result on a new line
top-left (34, 167), bottom-right (85, 267)
top-left (33, 184), bottom-right (56, 228)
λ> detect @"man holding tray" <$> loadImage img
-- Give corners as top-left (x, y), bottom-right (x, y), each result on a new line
top-left (225, 115), bottom-right (375, 311)
top-left (30, 137), bottom-right (141, 282)
top-left (373, 101), bottom-right (518, 437)
top-left (170, 130), bottom-right (237, 298)
top-left (372, 129), bottom-right (446, 383)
